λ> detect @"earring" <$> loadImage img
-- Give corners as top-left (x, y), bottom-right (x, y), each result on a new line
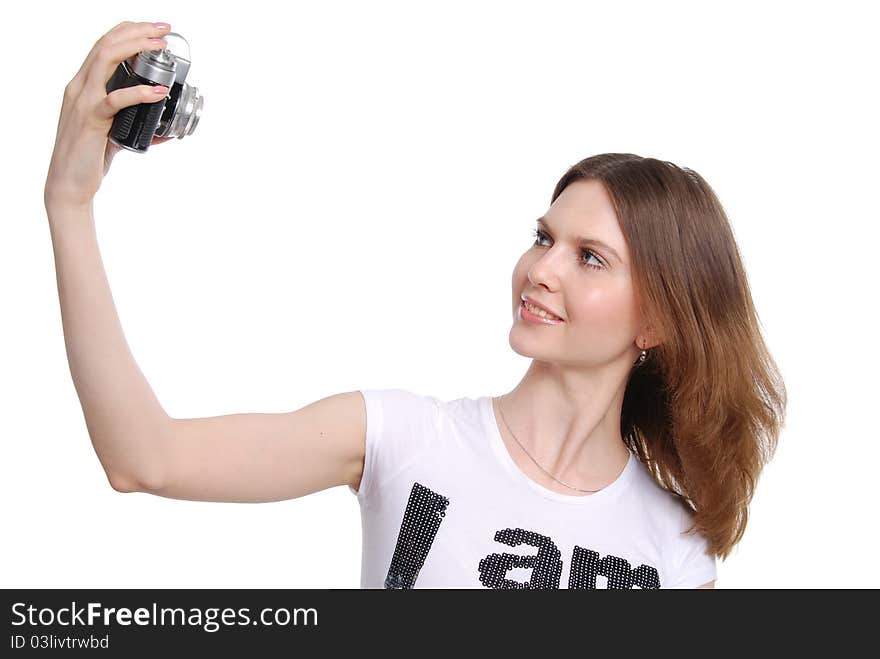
top-left (635, 339), bottom-right (648, 366)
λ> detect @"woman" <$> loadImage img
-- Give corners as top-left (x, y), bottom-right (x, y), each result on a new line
top-left (45, 21), bottom-right (786, 589)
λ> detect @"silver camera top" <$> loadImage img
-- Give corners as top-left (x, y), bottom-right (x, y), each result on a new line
top-left (128, 32), bottom-right (192, 87)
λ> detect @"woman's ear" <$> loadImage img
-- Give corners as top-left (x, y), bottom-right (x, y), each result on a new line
top-left (639, 324), bottom-right (663, 350)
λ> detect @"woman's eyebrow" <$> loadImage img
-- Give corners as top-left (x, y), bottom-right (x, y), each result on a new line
top-left (536, 217), bottom-right (622, 263)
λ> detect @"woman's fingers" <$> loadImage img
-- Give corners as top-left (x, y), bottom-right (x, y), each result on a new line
top-left (96, 82), bottom-right (170, 122)
top-left (68, 22), bottom-right (171, 98)
top-left (67, 22), bottom-right (131, 89)
top-left (84, 33), bottom-right (169, 94)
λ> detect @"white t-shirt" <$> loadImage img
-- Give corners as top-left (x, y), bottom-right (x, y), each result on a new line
top-left (348, 388), bottom-right (717, 589)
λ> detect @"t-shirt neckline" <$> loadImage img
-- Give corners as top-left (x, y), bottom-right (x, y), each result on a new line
top-left (480, 395), bottom-right (637, 506)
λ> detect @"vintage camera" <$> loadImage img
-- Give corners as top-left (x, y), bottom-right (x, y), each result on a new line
top-left (105, 32), bottom-right (203, 153)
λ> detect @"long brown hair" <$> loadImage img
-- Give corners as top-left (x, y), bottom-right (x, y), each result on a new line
top-left (551, 154), bottom-right (786, 560)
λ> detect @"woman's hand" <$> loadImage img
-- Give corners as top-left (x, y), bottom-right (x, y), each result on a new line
top-left (44, 21), bottom-right (175, 210)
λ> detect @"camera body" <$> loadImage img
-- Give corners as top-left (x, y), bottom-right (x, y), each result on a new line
top-left (105, 32), bottom-right (203, 153)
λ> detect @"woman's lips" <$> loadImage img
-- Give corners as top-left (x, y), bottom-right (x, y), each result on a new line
top-left (520, 299), bottom-right (564, 324)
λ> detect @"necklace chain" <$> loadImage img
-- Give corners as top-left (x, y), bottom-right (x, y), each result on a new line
top-left (495, 394), bottom-right (626, 494)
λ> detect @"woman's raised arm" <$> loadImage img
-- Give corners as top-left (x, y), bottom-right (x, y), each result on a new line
top-left (45, 22), bottom-right (368, 503)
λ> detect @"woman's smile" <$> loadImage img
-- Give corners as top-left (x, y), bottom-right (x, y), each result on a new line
top-left (520, 299), bottom-right (565, 324)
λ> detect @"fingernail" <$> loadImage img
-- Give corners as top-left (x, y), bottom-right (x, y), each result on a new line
top-left (153, 22), bottom-right (171, 30)
top-left (153, 85), bottom-right (169, 94)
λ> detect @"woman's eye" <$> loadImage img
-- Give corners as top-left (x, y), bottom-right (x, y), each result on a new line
top-left (581, 250), bottom-right (604, 269)
top-left (531, 228), bottom-right (549, 246)
top-left (531, 228), bottom-right (604, 271)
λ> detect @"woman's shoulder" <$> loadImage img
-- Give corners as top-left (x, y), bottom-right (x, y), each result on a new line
top-left (627, 455), bottom-right (695, 519)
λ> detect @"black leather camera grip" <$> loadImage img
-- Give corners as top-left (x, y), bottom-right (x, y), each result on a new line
top-left (106, 63), bottom-right (167, 152)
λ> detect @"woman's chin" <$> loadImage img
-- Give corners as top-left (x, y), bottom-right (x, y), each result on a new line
top-left (508, 333), bottom-right (547, 360)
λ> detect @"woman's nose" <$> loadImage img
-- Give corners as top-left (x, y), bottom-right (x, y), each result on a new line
top-left (527, 250), bottom-right (563, 290)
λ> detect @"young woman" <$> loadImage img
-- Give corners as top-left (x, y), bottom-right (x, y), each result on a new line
top-left (45, 21), bottom-right (786, 589)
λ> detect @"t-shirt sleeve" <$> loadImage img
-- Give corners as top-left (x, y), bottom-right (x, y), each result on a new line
top-left (665, 504), bottom-right (718, 589)
top-left (347, 388), bottom-right (440, 502)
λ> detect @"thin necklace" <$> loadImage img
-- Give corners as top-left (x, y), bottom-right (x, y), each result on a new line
top-left (495, 394), bottom-right (627, 494)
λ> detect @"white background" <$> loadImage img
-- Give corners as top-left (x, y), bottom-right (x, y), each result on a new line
top-left (3, 0), bottom-right (877, 588)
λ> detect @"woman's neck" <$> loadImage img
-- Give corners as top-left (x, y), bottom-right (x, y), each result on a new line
top-left (496, 360), bottom-right (632, 488)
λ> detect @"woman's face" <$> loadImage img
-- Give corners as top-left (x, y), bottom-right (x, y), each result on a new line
top-left (510, 179), bottom-right (643, 368)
